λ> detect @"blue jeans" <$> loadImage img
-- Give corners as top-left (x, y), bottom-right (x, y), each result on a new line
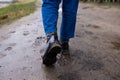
top-left (42, 0), bottom-right (79, 40)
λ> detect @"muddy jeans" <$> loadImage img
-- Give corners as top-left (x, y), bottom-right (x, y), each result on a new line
top-left (42, 0), bottom-right (79, 40)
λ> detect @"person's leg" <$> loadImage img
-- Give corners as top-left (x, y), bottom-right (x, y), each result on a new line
top-left (42, 0), bottom-right (62, 66)
top-left (60, 0), bottom-right (79, 52)
top-left (42, 0), bottom-right (61, 34)
top-left (60, 0), bottom-right (79, 41)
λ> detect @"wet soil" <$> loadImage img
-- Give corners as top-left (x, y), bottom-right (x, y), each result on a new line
top-left (0, 2), bottom-right (120, 80)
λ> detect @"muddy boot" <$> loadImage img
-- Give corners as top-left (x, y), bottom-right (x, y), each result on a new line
top-left (61, 40), bottom-right (69, 55)
top-left (42, 33), bottom-right (62, 66)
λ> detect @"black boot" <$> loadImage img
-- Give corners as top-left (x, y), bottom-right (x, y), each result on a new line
top-left (42, 32), bottom-right (62, 66)
top-left (61, 40), bottom-right (69, 54)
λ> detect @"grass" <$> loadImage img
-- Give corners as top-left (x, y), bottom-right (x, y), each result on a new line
top-left (81, 1), bottom-right (120, 6)
top-left (0, 0), bottom-right (36, 26)
top-left (99, 2), bottom-right (120, 6)
top-left (17, 0), bottom-right (35, 4)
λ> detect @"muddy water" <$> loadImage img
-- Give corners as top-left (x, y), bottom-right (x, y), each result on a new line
top-left (0, 3), bottom-right (120, 80)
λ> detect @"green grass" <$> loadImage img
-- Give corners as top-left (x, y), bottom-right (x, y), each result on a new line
top-left (81, 1), bottom-right (120, 6)
top-left (99, 2), bottom-right (120, 6)
top-left (0, 1), bottom-right (36, 26)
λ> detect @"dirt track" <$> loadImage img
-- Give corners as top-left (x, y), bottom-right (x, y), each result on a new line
top-left (0, 2), bottom-right (120, 80)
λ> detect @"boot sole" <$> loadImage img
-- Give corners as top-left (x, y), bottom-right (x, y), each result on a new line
top-left (43, 43), bottom-right (61, 66)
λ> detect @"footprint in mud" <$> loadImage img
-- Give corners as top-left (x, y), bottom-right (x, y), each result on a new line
top-left (27, 23), bottom-right (31, 26)
top-left (57, 54), bottom-right (74, 66)
top-left (23, 31), bottom-right (30, 36)
top-left (0, 53), bottom-right (6, 59)
top-left (75, 31), bottom-right (85, 38)
top-left (84, 30), bottom-right (94, 35)
top-left (81, 58), bottom-right (104, 71)
top-left (57, 72), bottom-right (81, 80)
top-left (33, 36), bottom-right (46, 47)
top-left (75, 30), bottom-right (94, 38)
top-left (5, 47), bottom-right (12, 51)
top-left (39, 48), bottom-right (44, 53)
top-left (9, 43), bottom-right (16, 47)
top-left (111, 41), bottom-right (120, 50)
top-left (80, 24), bottom-right (85, 27)
top-left (75, 34), bottom-right (83, 38)
top-left (92, 36), bottom-right (99, 40)
top-left (22, 66), bottom-right (32, 70)
top-left (84, 31), bottom-right (99, 40)
top-left (4, 43), bottom-right (16, 51)
top-left (86, 24), bottom-right (101, 29)
top-left (9, 78), bottom-right (12, 80)
top-left (69, 50), bottom-right (104, 71)
top-left (0, 65), bottom-right (2, 68)
top-left (0, 36), bottom-right (9, 41)
top-left (9, 31), bottom-right (16, 34)
top-left (111, 74), bottom-right (120, 80)
top-left (82, 6), bottom-right (91, 9)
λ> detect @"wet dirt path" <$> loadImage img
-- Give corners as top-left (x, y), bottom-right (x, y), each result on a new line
top-left (0, 2), bottom-right (120, 80)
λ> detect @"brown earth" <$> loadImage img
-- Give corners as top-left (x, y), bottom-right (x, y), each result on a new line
top-left (0, 2), bottom-right (120, 80)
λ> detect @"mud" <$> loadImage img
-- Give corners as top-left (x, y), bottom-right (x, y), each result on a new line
top-left (0, 2), bottom-right (120, 80)
top-left (111, 37), bottom-right (120, 50)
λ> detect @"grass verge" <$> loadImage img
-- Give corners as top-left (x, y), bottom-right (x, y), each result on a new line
top-left (81, 1), bottom-right (120, 6)
top-left (0, 0), bottom-right (36, 26)
top-left (98, 2), bottom-right (120, 6)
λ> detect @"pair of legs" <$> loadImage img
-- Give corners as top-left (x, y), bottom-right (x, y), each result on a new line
top-left (42, 0), bottom-right (79, 41)
top-left (42, 0), bottom-right (79, 66)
